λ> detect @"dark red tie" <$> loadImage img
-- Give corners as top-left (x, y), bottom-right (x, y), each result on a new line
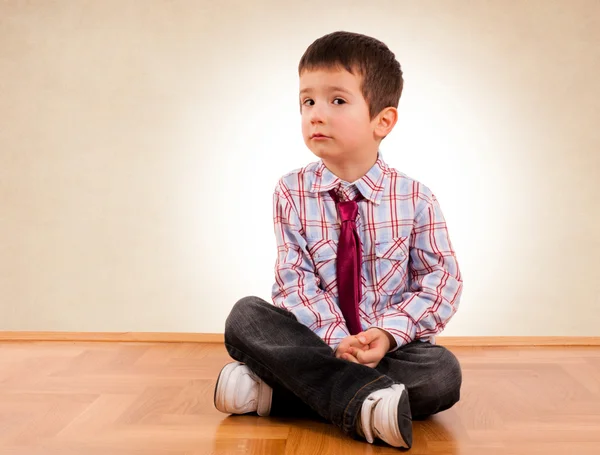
top-left (329, 189), bottom-right (364, 335)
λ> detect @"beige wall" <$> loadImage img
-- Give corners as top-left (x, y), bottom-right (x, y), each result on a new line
top-left (1, 0), bottom-right (599, 336)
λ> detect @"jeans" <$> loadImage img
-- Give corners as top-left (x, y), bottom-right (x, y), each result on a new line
top-left (224, 296), bottom-right (462, 437)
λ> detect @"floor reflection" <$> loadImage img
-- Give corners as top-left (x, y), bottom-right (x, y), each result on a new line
top-left (211, 411), bottom-right (460, 454)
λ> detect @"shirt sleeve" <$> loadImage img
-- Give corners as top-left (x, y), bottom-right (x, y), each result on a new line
top-left (271, 181), bottom-right (350, 351)
top-left (371, 194), bottom-right (463, 351)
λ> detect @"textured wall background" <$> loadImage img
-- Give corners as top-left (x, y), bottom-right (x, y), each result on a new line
top-left (1, 0), bottom-right (599, 336)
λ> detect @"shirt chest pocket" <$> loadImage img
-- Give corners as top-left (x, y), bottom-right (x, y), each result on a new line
top-left (306, 238), bottom-right (338, 293)
top-left (375, 236), bottom-right (410, 295)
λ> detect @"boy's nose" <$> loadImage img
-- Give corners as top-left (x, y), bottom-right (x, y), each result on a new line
top-left (310, 106), bottom-right (325, 124)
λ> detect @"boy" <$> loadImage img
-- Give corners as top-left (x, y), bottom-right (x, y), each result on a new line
top-left (214, 31), bottom-right (463, 450)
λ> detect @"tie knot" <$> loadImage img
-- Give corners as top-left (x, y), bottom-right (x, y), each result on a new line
top-left (338, 200), bottom-right (359, 222)
top-left (329, 189), bottom-right (363, 223)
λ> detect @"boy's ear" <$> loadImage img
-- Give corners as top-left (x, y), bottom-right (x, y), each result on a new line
top-left (373, 107), bottom-right (398, 139)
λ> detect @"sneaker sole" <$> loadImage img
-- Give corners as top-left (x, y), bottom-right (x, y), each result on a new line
top-left (214, 361), bottom-right (241, 413)
top-left (396, 387), bottom-right (413, 449)
top-left (257, 375), bottom-right (272, 416)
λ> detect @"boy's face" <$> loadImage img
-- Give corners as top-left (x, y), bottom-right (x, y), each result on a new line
top-left (299, 67), bottom-right (379, 163)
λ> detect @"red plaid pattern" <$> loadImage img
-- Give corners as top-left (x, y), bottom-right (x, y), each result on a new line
top-left (271, 152), bottom-right (463, 350)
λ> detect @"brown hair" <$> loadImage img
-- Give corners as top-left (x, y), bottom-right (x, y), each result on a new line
top-left (298, 31), bottom-right (403, 119)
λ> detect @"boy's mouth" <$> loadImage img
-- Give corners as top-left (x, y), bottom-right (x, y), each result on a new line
top-left (311, 133), bottom-right (330, 139)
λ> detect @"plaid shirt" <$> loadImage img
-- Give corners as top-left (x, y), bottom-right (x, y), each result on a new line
top-left (271, 151), bottom-right (463, 351)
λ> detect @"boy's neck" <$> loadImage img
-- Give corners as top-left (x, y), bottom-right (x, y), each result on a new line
top-left (323, 152), bottom-right (378, 184)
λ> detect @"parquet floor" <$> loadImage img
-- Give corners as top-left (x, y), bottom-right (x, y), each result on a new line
top-left (0, 342), bottom-right (599, 454)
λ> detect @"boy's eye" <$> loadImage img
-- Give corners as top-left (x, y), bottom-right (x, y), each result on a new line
top-left (301, 98), bottom-right (346, 106)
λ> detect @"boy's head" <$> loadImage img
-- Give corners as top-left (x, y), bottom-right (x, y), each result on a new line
top-left (298, 31), bottom-right (403, 166)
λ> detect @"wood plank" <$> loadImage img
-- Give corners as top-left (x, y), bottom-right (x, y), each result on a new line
top-left (1, 332), bottom-right (600, 346)
top-left (0, 342), bottom-right (599, 454)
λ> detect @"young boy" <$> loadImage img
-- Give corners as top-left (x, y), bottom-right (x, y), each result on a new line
top-left (214, 31), bottom-right (463, 450)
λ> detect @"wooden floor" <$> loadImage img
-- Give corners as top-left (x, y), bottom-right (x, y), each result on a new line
top-left (0, 342), bottom-right (599, 454)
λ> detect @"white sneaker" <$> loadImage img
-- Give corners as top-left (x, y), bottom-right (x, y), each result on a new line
top-left (213, 362), bottom-right (272, 416)
top-left (358, 384), bottom-right (413, 449)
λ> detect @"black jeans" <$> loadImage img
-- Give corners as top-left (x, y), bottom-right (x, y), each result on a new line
top-left (224, 296), bottom-right (462, 437)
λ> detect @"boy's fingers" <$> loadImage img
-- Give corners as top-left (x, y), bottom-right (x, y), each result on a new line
top-left (348, 347), bottom-right (366, 360)
top-left (337, 337), bottom-right (356, 354)
top-left (349, 336), bottom-right (371, 350)
top-left (356, 333), bottom-right (375, 345)
top-left (357, 330), bottom-right (379, 345)
top-left (356, 347), bottom-right (384, 364)
top-left (343, 353), bottom-right (359, 364)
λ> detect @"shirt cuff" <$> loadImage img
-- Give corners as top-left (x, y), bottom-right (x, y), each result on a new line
top-left (371, 315), bottom-right (417, 352)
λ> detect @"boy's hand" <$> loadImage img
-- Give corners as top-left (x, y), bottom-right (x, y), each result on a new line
top-left (335, 334), bottom-right (370, 358)
top-left (337, 328), bottom-right (396, 368)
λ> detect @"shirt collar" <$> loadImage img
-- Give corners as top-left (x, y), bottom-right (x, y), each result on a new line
top-left (309, 150), bottom-right (389, 205)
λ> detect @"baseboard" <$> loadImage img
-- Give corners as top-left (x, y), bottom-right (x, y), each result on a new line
top-left (0, 332), bottom-right (599, 346)
top-left (435, 336), bottom-right (600, 346)
top-left (0, 331), bottom-right (225, 343)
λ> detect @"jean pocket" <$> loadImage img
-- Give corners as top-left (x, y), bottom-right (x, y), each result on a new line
top-left (375, 236), bottom-right (410, 295)
top-left (307, 238), bottom-right (338, 292)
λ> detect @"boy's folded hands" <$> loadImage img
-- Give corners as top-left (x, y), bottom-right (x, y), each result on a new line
top-left (335, 328), bottom-right (396, 368)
